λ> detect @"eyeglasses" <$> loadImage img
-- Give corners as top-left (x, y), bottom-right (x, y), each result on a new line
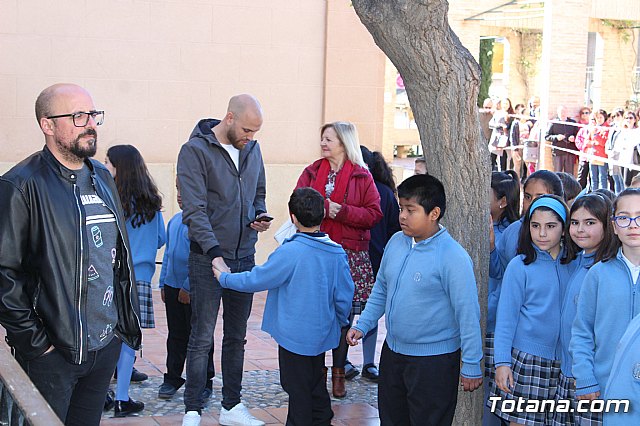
top-left (613, 215), bottom-right (640, 228)
top-left (46, 110), bottom-right (105, 127)
top-left (581, 111), bottom-right (591, 115)
top-left (626, 116), bottom-right (636, 120)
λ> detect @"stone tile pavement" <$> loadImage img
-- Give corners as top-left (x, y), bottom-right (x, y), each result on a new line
top-left (100, 289), bottom-right (385, 425)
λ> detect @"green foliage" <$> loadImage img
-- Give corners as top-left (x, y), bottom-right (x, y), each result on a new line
top-left (478, 38), bottom-right (494, 107)
top-left (513, 29), bottom-right (542, 78)
top-left (601, 19), bottom-right (640, 43)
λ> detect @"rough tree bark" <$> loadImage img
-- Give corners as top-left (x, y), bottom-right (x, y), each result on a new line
top-left (351, 1), bottom-right (489, 425)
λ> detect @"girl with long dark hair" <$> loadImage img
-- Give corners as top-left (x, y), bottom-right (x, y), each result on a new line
top-left (105, 144), bottom-right (166, 417)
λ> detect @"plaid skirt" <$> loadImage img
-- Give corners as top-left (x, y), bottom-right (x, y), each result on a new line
top-left (345, 249), bottom-right (375, 311)
top-left (484, 332), bottom-right (495, 379)
top-left (136, 280), bottom-right (155, 328)
top-left (488, 348), bottom-right (560, 426)
top-left (551, 372), bottom-right (577, 426)
top-left (575, 401), bottom-right (603, 425)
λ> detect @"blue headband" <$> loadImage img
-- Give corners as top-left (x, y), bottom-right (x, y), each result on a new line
top-left (529, 197), bottom-right (567, 223)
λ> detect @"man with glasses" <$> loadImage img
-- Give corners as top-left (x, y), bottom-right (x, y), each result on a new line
top-left (178, 94), bottom-right (270, 426)
top-left (0, 83), bottom-right (141, 425)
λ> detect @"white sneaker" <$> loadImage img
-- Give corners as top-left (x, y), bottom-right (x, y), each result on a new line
top-left (219, 402), bottom-right (265, 426)
top-left (182, 411), bottom-right (201, 426)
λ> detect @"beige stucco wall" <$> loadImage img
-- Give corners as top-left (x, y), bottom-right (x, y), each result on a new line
top-left (0, 0), bottom-right (386, 266)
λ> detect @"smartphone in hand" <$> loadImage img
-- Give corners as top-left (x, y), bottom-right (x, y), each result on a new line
top-left (247, 215), bottom-right (273, 227)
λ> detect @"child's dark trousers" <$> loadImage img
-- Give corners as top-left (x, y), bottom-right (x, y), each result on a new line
top-left (378, 341), bottom-right (461, 426)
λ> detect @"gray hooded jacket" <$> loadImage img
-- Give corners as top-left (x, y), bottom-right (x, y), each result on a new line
top-left (177, 118), bottom-right (267, 260)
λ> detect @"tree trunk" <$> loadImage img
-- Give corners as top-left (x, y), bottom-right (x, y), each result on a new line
top-left (351, 1), bottom-right (489, 425)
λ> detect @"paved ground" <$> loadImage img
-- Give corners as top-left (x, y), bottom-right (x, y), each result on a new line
top-left (100, 289), bottom-right (385, 425)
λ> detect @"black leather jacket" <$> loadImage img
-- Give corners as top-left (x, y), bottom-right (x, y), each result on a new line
top-left (0, 146), bottom-right (142, 363)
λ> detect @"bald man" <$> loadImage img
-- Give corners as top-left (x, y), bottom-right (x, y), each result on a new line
top-left (177, 95), bottom-right (270, 426)
top-left (0, 83), bottom-right (141, 425)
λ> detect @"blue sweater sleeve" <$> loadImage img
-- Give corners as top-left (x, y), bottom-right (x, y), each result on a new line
top-left (489, 248), bottom-right (503, 280)
top-left (497, 221), bottom-right (520, 271)
top-left (570, 269), bottom-right (601, 395)
top-left (335, 259), bottom-right (355, 327)
top-left (157, 212), bottom-right (166, 249)
top-left (442, 251), bottom-right (483, 378)
top-left (159, 221), bottom-right (171, 289)
top-left (219, 246), bottom-right (293, 293)
top-left (353, 252), bottom-right (389, 336)
top-left (494, 258), bottom-right (526, 366)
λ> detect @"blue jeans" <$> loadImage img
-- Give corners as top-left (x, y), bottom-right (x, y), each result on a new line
top-left (590, 163), bottom-right (609, 190)
top-left (612, 173), bottom-right (625, 193)
top-left (184, 252), bottom-right (254, 413)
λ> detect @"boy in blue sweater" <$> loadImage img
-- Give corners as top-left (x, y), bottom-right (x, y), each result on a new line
top-left (347, 174), bottom-right (483, 425)
top-left (158, 182), bottom-right (215, 400)
top-left (213, 187), bottom-right (354, 425)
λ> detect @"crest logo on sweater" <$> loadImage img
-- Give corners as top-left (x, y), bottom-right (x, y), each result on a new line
top-left (633, 363), bottom-right (640, 380)
top-left (414, 272), bottom-right (422, 282)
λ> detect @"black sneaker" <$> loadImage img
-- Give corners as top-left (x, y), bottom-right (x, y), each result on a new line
top-left (113, 398), bottom-right (144, 417)
top-left (114, 366), bottom-right (149, 383)
top-left (344, 360), bottom-right (360, 380)
top-left (130, 367), bottom-right (148, 383)
top-left (361, 363), bottom-right (379, 382)
top-left (158, 383), bottom-right (178, 400)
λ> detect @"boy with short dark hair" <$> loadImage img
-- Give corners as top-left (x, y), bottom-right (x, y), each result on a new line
top-left (347, 174), bottom-right (483, 425)
top-left (213, 187), bottom-right (354, 425)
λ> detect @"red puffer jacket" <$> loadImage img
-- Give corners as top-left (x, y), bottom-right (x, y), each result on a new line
top-left (296, 159), bottom-right (382, 251)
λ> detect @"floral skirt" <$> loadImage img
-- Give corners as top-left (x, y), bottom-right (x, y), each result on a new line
top-left (345, 249), bottom-right (375, 313)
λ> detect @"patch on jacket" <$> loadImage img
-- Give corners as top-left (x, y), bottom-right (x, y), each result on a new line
top-left (414, 272), bottom-right (422, 283)
top-left (633, 363), bottom-right (640, 380)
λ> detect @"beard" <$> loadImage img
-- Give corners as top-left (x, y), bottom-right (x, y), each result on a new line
top-left (56, 128), bottom-right (98, 162)
top-left (226, 127), bottom-right (247, 150)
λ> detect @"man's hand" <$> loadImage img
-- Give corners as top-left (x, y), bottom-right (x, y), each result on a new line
top-left (577, 391), bottom-right (600, 401)
top-left (557, 134), bottom-right (565, 141)
top-left (346, 328), bottom-right (363, 346)
top-left (212, 257), bottom-right (230, 281)
top-left (568, 135), bottom-right (575, 142)
top-left (250, 213), bottom-right (272, 232)
top-left (495, 365), bottom-right (514, 394)
top-left (328, 201), bottom-right (342, 219)
top-left (460, 376), bottom-right (482, 392)
top-left (178, 289), bottom-right (190, 304)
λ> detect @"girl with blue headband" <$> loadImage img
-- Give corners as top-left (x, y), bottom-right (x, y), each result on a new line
top-left (489, 194), bottom-right (576, 426)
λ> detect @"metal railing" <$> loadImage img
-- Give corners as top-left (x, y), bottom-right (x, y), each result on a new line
top-left (0, 345), bottom-right (62, 426)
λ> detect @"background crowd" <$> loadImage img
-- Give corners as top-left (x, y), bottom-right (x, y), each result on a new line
top-left (482, 96), bottom-right (640, 195)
